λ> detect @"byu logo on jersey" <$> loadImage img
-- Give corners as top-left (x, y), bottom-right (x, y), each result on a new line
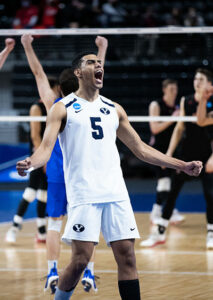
top-left (73, 103), bottom-right (81, 110)
top-left (73, 224), bottom-right (85, 232)
top-left (100, 107), bottom-right (110, 115)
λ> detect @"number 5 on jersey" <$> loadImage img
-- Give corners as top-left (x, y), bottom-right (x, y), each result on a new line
top-left (90, 117), bottom-right (104, 140)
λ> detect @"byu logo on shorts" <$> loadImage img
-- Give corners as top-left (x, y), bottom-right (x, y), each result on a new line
top-left (73, 224), bottom-right (85, 232)
top-left (100, 107), bottom-right (110, 115)
top-left (73, 103), bottom-right (81, 110)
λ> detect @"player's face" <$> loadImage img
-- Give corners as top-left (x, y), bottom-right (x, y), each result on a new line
top-left (194, 72), bottom-right (211, 91)
top-left (163, 84), bottom-right (178, 101)
top-left (80, 54), bottom-right (104, 89)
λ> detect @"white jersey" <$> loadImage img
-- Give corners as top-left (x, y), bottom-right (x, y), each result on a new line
top-left (59, 93), bottom-right (130, 207)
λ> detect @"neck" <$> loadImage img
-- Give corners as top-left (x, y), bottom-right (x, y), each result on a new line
top-left (163, 95), bottom-right (175, 107)
top-left (75, 86), bottom-right (99, 102)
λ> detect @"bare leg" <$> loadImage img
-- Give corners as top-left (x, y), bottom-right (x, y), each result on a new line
top-left (58, 240), bottom-right (94, 291)
top-left (111, 239), bottom-right (138, 280)
top-left (111, 239), bottom-right (141, 300)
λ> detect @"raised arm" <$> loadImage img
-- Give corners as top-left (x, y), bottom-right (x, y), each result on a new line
top-left (149, 101), bottom-right (176, 135)
top-left (21, 34), bottom-right (56, 111)
top-left (95, 36), bottom-right (108, 66)
top-left (17, 102), bottom-right (66, 176)
top-left (0, 38), bottom-right (15, 69)
top-left (115, 102), bottom-right (202, 176)
top-left (166, 97), bottom-right (185, 157)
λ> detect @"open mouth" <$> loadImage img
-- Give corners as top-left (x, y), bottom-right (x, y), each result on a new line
top-left (95, 70), bottom-right (103, 83)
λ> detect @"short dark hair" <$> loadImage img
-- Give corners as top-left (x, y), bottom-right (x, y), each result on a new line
top-left (162, 79), bottom-right (178, 89)
top-left (59, 68), bottom-right (79, 96)
top-left (47, 76), bottom-right (59, 88)
top-left (71, 51), bottom-right (96, 70)
top-left (195, 68), bottom-right (213, 82)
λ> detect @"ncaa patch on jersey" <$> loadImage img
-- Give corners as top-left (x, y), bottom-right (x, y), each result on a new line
top-left (73, 103), bottom-right (81, 110)
top-left (100, 107), bottom-right (110, 115)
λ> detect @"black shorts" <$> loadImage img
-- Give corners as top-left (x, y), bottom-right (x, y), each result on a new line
top-left (28, 167), bottom-right (47, 191)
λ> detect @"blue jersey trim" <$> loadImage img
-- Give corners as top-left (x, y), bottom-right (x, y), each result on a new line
top-left (54, 97), bottom-right (62, 104)
top-left (100, 98), bottom-right (115, 107)
top-left (65, 98), bottom-right (77, 108)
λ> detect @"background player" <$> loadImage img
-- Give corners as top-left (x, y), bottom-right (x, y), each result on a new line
top-left (141, 68), bottom-right (213, 249)
top-left (197, 85), bottom-right (213, 173)
top-left (148, 79), bottom-right (185, 225)
top-left (16, 52), bottom-right (202, 300)
top-left (5, 91), bottom-right (52, 243)
top-left (21, 33), bottom-right (108, 294)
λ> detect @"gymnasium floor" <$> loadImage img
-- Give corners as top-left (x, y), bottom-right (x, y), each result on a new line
top-left (1, 214), bottom-right (213, 300)
top-left (0, 182), bottom-right (212, 300)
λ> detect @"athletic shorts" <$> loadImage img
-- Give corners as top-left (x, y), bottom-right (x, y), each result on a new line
top-left (62, 200), bottom-right (140, 246)
top-left (46, 182), bottom-right (67, 217)
top-left (28, 167), bottom-right (47, 190)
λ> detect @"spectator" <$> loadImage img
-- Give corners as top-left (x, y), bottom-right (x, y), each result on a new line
top-left (99, 0), bottom-right (127, 27)
top-left (13, 0), bottom-right (39, 29)
top-left (184, 7), bottom-right (204, 27)
top-left (166, 7), bottom-right (183, 26)
top-left (40, 0), bottom-right (59, 28)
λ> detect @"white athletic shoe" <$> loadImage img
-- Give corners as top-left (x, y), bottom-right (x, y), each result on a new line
top-left (140, 225), bottom-right (166, 248)
top-left (150, 204), bottom-right (162, 224)
top-left (170, 209), bottom-right (185, 225)
top-left (5, 227), bottom-right (18, 243)
top-left (206, 231), bottom-right (213, 249)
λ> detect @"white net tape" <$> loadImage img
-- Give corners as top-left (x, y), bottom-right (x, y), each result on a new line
top-left (1, 27), bottom-right (213, 36)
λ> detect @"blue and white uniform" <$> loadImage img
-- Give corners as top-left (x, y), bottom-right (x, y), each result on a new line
top-left (46, 98), bottom-right (67, 217)
top-left (59, 93), bottom-right (140, 245)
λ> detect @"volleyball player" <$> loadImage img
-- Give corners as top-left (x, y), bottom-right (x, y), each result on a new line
top-left (0, 38), bottom-right (15, 69)
top-left (16, 52), bottom-right (202, 300)
top-left (5, 89), bottom-right (52, 243)
top-left (197, 86), bottom-right (213, 173)
top-left (147, 79), bottom-right (185, 225)
top-left (21, 33), bottom-right (108, 294)
top-left (141, 68), bottom-right (213, 249)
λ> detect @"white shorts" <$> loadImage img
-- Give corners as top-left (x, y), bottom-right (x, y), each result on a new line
top-left (62, 200), bottom-right (140, 246)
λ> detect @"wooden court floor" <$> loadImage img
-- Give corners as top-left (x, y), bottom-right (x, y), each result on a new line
top-left (0, 213), bottom-right (213, 300)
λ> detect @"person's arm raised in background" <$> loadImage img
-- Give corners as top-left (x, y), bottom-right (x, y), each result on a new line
top-left (96, 36), bottom-right (108, 66)
top-left (0, 38), bottom-right (15, 69)
top-left (21, 34), bottom-right (57, 112)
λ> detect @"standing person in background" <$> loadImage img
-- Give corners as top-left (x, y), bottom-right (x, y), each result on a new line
top-left (16, 51), bottom-right (202, 300)
top-left (21, 33), bottom-right (108, 294)
top-left (197, 86), bottom-right (213, 173)
top-left (141, 69), bottom-right (213, 249)
top-left (0, 38), bottom-right (15, 69)
top-left (5, 87), bottom-right (53, 243)
top-left (146, 79), bottom-right (185, 226)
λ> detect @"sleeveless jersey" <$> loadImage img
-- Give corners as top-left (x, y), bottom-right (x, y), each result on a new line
top-left (181, 95), bottom-right (211, 163)
top-left (59, 93), bottom-right (130, 207)
top-left (29, 100), bottom-right (46, 155)
top-left (46, 98), bottom-right (65, 183)
top-left (152, 99), bottom-right (177, 153)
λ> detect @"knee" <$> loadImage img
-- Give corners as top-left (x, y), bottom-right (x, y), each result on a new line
top-left (72, 254), bottom-right (90, 272)
top-left (118, 247), bottom-right (136, 269)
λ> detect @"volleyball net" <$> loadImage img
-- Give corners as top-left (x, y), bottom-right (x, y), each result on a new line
top-left (0, 27), bottom-right (212, 181)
